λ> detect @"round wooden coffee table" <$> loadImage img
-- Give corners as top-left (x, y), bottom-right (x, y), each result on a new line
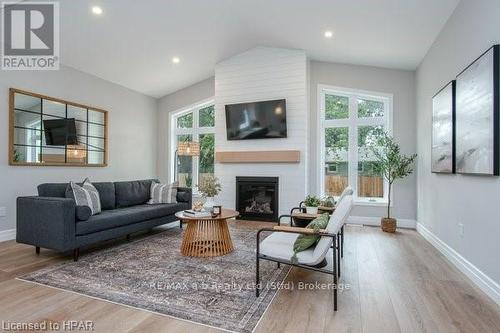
top-left (175, 209), bottom-right (239, 257)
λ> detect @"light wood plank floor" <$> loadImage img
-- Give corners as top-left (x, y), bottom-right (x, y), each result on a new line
top-left (1, 223), bottom-right (500, 333)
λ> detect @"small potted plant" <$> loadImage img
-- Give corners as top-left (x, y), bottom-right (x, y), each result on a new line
top-left (319, 195), bottom-right (335, 214)
top-left (197, 175), bottom-right (222, 209)
top-left (303, 195), bottom-right (321, 214)
top-left (320, 195), bottom-right (335, 208)
top-left (370, 132), bottom-right (416, 233)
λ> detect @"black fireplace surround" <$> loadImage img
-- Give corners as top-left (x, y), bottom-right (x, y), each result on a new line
top-left (236, 176), bottom-right (279, 222)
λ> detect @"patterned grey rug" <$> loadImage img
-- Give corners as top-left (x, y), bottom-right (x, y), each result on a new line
top-left (20, 222), bottom-right (289, 333)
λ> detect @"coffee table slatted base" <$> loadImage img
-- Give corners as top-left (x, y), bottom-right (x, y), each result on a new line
top-left (181, 219), bottom-right (234, 257)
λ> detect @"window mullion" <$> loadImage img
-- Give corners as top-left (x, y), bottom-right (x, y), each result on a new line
top-left (349, 96), bottom-right (358, 199)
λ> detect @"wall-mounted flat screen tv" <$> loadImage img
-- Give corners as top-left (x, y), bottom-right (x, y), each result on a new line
top-left (225, 99), bottom-right (287, 140)
top-left (43, 118), bottom-right (78, 146)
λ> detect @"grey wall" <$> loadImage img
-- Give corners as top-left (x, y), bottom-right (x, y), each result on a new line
top-left (157, 77), bottom-right (215, 182)
top-left (310, 61), bottom-right (417, 220)
top-left (416, 0), bottom-right (500, 285)
top-left (0, 66), bottom-right (158, 232)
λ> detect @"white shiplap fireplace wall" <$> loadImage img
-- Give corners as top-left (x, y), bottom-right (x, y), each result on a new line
top-left (214, 47), bottom-right (309, 216)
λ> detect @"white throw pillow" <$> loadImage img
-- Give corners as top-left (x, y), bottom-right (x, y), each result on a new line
top-left (67, 178), bottom-right (102, 215)
top-left (148, 181), bottom-right (178, 204)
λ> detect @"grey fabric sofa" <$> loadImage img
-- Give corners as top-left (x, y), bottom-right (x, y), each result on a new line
top-left (16, 179), bottom-right (192, 261)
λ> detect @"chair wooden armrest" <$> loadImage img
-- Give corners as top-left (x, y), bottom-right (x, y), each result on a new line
top-left (273, 225), bottom-right (326, 234)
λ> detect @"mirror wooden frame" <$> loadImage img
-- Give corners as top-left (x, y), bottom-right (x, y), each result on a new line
top-left (8, 88), bottom-right (108, 167)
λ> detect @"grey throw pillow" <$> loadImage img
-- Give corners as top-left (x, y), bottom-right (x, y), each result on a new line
top-left (148, 181), bottom-right (178, 204)
top-left (66, 178), bottom-right (102, 215)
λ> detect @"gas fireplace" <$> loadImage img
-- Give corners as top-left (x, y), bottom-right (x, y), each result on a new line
top-left (235, 176), bottom-right (279, 222)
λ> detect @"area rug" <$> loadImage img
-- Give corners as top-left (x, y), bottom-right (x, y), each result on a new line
top-left (19, 222), bottom-right (289, 333)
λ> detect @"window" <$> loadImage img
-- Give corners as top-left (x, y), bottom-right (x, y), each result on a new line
top-left (319, 86), bottom-right (392, 204)
top-left (171, 100), bottom-right (215, 189)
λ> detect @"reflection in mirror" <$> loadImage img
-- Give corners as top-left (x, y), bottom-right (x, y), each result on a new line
top-left (43, 99), bottom-right (66, 118)
top-left (88, 137), bottom-right (105, 150)
top-left (88, 151), bottom-right (104, 164)
top-left (14, 93), bottom-right (41, 113)
top-left (88, 110), bottom-right (105, 124)
top-left (41, 147), bottom-right (65, 164)
top-left (13, 145), bottom-right (41, 163)
top-left (14, 110), bottom-right (41, 129)
top-left (67, 105), bottom-right (87, 121)
top-left (66, 145), bottom-right (87, 164)
top-left (88, 123), bottom-right (105, 138)
top-left (11, 89), bottom-right (107, 166)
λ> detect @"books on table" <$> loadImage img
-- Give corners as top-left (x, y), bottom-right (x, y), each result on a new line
top-left (183, 209), bottom-right (211, 217)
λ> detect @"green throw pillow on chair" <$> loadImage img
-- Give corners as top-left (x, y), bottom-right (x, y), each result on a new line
top-left (291, 213), bottom-right (330, 263)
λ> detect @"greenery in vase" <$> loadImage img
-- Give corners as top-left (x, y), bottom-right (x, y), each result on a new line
top-left (13, 149), bottom-right (22, 162)
top-left (320, 195), bottom-right (335, 208)
top-left (304, 195), bottom-right (321, 207)
top-left (185, 174), bottom-right (193, 188)
top-left (197, 175), bottom-right (221, 198)
top-left (369, 131), bottom-right (417, 219)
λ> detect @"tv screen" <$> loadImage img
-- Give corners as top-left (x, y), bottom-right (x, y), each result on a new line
top-left (225, 99), bottom-right (287, 140)
top-left (43, 118), bottom-right (78, 146)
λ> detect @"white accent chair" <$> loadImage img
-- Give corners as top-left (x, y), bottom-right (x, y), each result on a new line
top-left (335, 185), bottom-right (353, 258)
top-left (256, 195), bottom-right (353, 311)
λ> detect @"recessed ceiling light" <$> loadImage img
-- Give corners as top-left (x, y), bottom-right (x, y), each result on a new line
top-left (324, 30), bottom-right (333, 38)
top-left (92, 6), bottom-right (103, 15)
top-left (172, 57), bottom-right (180, 64)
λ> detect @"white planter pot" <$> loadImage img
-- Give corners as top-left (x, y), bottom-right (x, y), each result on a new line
top-left (305, 206), bottom-right (318, 214)
top-left (203, 196), bottom-right (216, 210)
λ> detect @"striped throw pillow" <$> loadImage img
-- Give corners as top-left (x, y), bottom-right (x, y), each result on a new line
top-left (148, 181), bottom-right (178, 204)
top-left (67, 178), bottom-right (102, 215)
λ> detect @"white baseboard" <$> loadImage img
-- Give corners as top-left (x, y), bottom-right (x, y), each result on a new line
top-left (0, 228), bottom-right (16, 242)
top-left (417, 223), bottom-right (500, 307)
top-left (348, 216), bottom-right (416, 229)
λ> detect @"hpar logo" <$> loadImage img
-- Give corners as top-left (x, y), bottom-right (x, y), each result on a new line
top-left (1, 1), bottom-right (59, 70)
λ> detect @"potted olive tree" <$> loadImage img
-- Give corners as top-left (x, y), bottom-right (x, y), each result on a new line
top-left (370, 132), bottom-right (416, 233)
top-left (304, 195), bottom-right (321, 214)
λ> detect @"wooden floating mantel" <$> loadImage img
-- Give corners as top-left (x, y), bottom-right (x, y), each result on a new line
top-left (215, 150), bottom-right (300, 164)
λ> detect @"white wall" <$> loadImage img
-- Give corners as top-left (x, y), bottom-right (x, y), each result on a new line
top-left (416, 0), bottom-right (500, 287)
top-left (310, 61), bottom-right (417, 220)
top-left (0, 66), bottom-right (158, 233)
top-left (215, 47), bottom-right (309, 215)
top-left (157, 77), bottom-right (215, 182)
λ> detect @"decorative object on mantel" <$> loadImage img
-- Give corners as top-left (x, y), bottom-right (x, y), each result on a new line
top-left (174, 141), bottom-right (200, 182)
top-left (369, 132), bottom-right (417, 233)
top-left (9, 88), bottom-right (108, 167)
top-left (455, 44), bottom-right (499, 176)
top-left (303, 195), bottom-right (321, 214)
top-left (197, 174), bottom-right (222, 210)
top-left (215, 150), bottom-right (300, 163)
top-left (432, 80), bottom-right (456, 174)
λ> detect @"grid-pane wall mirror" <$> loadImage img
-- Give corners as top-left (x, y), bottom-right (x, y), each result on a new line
top-left (9, 88), bottom-right (108, 167)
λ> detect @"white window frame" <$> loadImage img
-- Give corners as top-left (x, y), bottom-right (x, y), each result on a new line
top-left (169, 97), bottom-right (215, 189)
top-left (318, 84), bottom-right (393, 205)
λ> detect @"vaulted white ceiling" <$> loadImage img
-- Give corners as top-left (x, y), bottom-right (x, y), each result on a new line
top-left (59, 0), bottom-right (459, 98)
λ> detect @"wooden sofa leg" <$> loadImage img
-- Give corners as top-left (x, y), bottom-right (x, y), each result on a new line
top-left (35, 246), bottom-right (40, 255)
top-left (73, 248), bottom-right (80, 262)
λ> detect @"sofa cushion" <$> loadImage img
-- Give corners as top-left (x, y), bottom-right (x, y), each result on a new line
top-left (38, 182), bottom-right (116, 210)
top-left (114, 179), bottom-right (158, 208)
top-left (38, 183), bottom-right (68, 198)
top-left (92, 182), bottom-right (115, 210)
top-left (75, 202), bottom-right (188, 235)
